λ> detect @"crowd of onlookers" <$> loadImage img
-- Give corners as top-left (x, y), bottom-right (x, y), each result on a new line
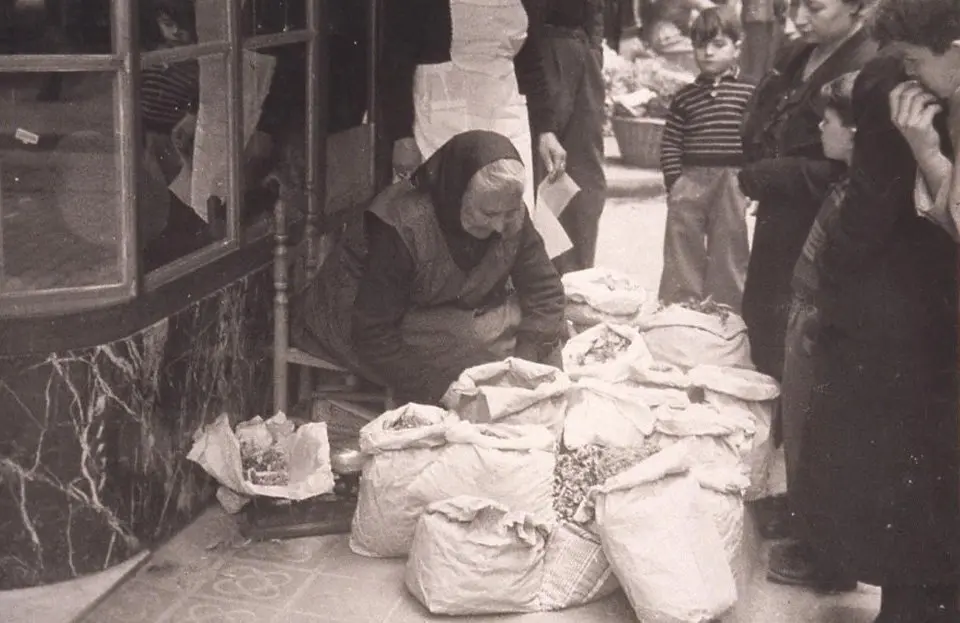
top-left (654, 1), bottom-right (958, 621)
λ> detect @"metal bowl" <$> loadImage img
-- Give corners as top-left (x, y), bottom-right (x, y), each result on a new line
top-left (330, 446), bottom-right (366, 475)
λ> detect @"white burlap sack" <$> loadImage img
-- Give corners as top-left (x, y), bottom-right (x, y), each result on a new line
top-left (562, 267), bottom-right (657, 327)
top-left (687, 365), bottom-right (780, 402)
top-left (638, 305), bottom-right (752, 370)
top-left (563, 378), bottom-right (657, 449)
top-left (349, 404), bottom-right (455, 558)
top-left (693, 375), bottom-right (778, 501)
top-left (539, 521), bottom-right (620, 611)
top-left (408, 421), bottom-right (558, 525)
top-left (563, 323), bottom-right (653, 382)
top-left (441, 358), bottom-right (572, 437)
top-left (580, 444), bottom-right (737, 623)
top-left (693, 466), bottom-right (749, 570)
top-left (405, 497), bottom-right (549, 615)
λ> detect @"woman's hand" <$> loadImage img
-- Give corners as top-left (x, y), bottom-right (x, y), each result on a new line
top-left (537, 132), bottom-right (567, 181)
top-left (392, 137), bottom-right (423, 180)
top-left (890, 81), bottom-right (943, 162)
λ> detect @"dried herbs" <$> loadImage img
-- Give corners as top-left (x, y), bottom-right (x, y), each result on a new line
top-left (553, 443), bottom-right (661, 523)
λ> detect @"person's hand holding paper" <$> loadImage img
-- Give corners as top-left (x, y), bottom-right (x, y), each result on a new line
top-left (533, 172), bottom-right (580, 259)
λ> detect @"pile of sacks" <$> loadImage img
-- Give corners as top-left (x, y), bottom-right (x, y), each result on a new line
top-left (347, 268), bottom-right (780, 623)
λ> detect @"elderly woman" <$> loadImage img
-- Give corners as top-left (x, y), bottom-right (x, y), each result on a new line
top-left (293, 131), bottom-right (567, 406)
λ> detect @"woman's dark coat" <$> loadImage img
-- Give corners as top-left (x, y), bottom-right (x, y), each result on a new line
top-left (738, 29), bottom-right (876, 379)
top-left (794, 55), bottom-right (958, 586)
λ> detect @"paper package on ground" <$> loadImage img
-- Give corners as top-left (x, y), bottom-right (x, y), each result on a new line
top-left (693, 464), bottom-right (750, 570)
top-left (562, 323), bottom-right (653, 382)
top-left (408, 420), bottom-right (558, 526)
top-left (441, 357), bottom-right (571, 437)
top-left (405, 496), bottom-right (550, 615)
top-left (187, 412), bottom-right (335, 510)
top-left (638, 303), bottom-right (753, 370)
top-left (539, 520), bottom-right (620, 611)
top-left (349, 404), bottom-right (455, 558)
top-left (576, 444), bottom-right (737, 623)
top-left (563, 378), bottom-right (657, 449)
top-left (562, 267), bottom-right (658, 327)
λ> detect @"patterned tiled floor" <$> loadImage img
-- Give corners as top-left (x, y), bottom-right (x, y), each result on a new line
top-left (77, 503), bottom-right (883, 623)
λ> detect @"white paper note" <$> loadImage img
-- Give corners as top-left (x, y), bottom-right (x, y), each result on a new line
top-left (537, 172), bottom-right (580, 217)
top-left (532, 206), bottom-right (572, 259)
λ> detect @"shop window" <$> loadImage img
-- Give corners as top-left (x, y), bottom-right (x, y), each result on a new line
top-left (0, 72), bottom-right (124, 292)
top-left (0, 0), bottom-right (384, 330)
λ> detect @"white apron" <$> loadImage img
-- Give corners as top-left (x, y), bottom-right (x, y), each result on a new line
top-left (413, 0), bottom-right (535, 210)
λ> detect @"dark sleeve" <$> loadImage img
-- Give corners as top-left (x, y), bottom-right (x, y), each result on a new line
top-left (609, 0), bottom-right (641, 44)
top-left (351, 217), bottom-right (417, 387)
top-left (818, 57), bottom-right (917, 285)
top-left (516, 0), bottom-right (559, 137)
top-left (660, 94), bottom-right (686, 191)
top-left (511, 213), bottom-right (567, 360)
top-left (737, 157), bottom-right (845, 209)
top-left (379, 0), bottom-right (425, 143)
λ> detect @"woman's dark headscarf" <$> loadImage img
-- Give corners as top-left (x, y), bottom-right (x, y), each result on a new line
top-left (411, 130), bottom-right (524, 237)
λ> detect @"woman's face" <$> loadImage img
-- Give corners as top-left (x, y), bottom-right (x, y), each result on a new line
top-left (793, 0), bottom-right (860, 46)
top-left (460, 159), bottom-right (525, 240)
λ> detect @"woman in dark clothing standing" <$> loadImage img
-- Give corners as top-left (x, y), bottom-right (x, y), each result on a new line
top-left (292, 131), bottom-right (566, 405)
top-left (793, 2), bottom-right (960, 618)
top-left (736, 0), bottom-right (875, 577)
top-left (739, 0), bottom-right (876, 382)
top-left (795, 50), bottom-right (958, 622)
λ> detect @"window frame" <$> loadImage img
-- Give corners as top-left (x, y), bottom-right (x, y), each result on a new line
top-left (0, 0), bottom-right (369, 335)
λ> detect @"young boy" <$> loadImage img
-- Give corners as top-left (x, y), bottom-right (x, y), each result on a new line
top-left (769, 72), bottom-right (859, 593)
top-left (658, 7), bottom-right (755, 313)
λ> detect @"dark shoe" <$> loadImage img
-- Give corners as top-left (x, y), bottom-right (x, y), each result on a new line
top-left (766, 540), bottom-right (857, 594)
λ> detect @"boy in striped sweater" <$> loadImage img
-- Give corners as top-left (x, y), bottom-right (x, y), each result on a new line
top-left (657, 6), bottom-right (755, 312)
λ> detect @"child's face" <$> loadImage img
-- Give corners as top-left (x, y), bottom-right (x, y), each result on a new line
top-left (693, 34), bottom-right (740, 77)
top-left (819, 107), bottom-right (855, 162)
top-left (158, 12), bottom-right (194, 46)
top-left (897, 41), bottom-right (960, 100)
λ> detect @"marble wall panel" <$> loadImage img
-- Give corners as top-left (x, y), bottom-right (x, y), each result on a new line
top-left (0, 268), bottom-right (273, 589)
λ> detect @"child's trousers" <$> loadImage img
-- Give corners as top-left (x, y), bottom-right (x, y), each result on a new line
top-left (658, 166), bottom-right (750, 312)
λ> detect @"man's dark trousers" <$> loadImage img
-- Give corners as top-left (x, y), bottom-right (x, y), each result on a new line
top-left (534, 25), bottom-right (607, 274)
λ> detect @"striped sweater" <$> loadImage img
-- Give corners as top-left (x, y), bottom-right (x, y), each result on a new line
top-left (141, 60), bottom-right (200, 134)
top-left (659, 72), bottom-right (755, 190)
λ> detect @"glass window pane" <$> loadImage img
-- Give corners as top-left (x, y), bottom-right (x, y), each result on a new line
top-left (242, 0), bottom-right (306, 37)
top-left (242, 42), bottom-right (307, 239)
top-left (140, 53), bottom-right (230, 273)
top-left (0, 72), bottom-right (122, 292)
top-left (329, 0), bottom-right (369, 133)
top-left (1, 0), bottom-right (112, 57)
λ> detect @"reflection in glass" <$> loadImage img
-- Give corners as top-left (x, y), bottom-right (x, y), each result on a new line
top-left (0, 0), bottom-right (112, 56)
top-left (242, 43), bottom-right (307, 235)
top-left (0, 72), bottom-right (123, 292)
top-left (139, 2), bottom-right (231, 272)
top-left (243, 0), bottom-right (306, 37)
top-left (0, 0), bottom-right (112, 103)
top-left (140, 53), bottom-right (231, 272)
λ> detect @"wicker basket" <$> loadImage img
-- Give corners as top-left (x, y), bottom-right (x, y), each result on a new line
top-left (611, 116), bottom-right (666, 169)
